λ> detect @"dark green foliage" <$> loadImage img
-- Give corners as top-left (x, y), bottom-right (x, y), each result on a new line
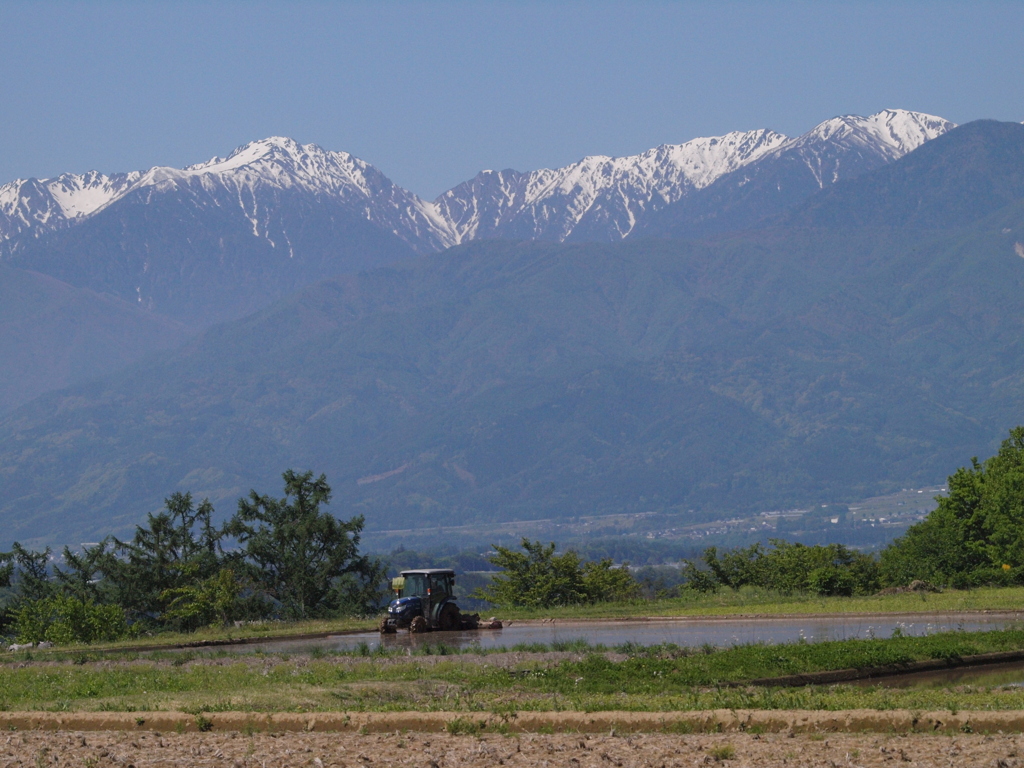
top-left (75, 492), bottom-right (228, 622)
top-left (226, 470), bottom-right (386, 619)
top-left (13, 595), bottom-right (134, 645)
top-left (473, 538), bottom-right (639, 608)
top-left (1, 470), bottom-right (385, 642)
top-left (160, 569), bottom-right (245, 632)
top-left (881, 427), bottom-right (1024, 587)
top-left (701, 540), bottom-right (879, 596)
top-left (0, 544), bottom-right (56, 639)
top-left (0, 544), bottom-right (54, 603)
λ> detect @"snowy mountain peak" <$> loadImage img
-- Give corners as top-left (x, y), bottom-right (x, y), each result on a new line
top-left (431, 127), bottom-right (791, 243)
top-left (0, 170), bottom-right (143, 242)
top-left (0, 138), bottom-right (456, 253)
top-left (743, 109), bottom-right (959, 191)
top-left (145, 136), bottom-right (369, 194)
top-left (0, 109), bottom-right (958, 252)
top-left (790, 109), bottom-right (955, 159)
top-left (184, 136), bottom-right (311, 172)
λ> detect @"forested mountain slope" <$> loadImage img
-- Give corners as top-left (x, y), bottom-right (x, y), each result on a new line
top-left (2, 120), bottom-right (1022, 548)
top-left (3, 209), bottom-right (1024, 547)
top-left (0, 265), bottom-right (185, 413)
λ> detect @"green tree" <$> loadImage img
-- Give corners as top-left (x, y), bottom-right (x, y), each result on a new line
top-left (226, 469), bottom-right (385, 619)
top-left (0, 543), bottom-right (54, 603)
top-left (881, 427), bottom-right (1024, 587)
top-left (700, 540), bottom-right (878, 596)
top-left (79, 492), bottom-right (227, 619)
top-left (0, 543), bottom-right (55, 637)
top-left (474, 538), bottom-right (639, 608)
top-left (161, 568), bottom-right (244, 631)
top-left (581, 558), bottom-right (641, 602)
top-left (702, 544), bottom-right (767, 590)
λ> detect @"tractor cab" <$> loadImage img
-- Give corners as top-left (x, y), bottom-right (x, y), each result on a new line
top-left (396, 570), bottom-right (453, 601)
top-left (380, 568), bottom-right (462, 633)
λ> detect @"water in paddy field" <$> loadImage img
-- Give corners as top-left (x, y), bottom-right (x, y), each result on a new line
top-left (856, 660), bottom-right (1024, 689)
top-left (213, 613), bottom-right (1021, 656)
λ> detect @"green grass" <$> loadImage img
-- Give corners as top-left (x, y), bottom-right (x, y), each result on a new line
top-left (3, 629), bottom-right (1024, 714)
top-left (494, 585), bottom-right (1024, 621)
top-left (50, 615), bottom-right (379, 654)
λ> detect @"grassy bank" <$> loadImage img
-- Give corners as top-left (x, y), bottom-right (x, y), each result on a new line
top-left (495, 585), bottom-right (1024, 621)
top-left (65, 615), bottom-right (379, 653)
top-left (4, 629), bottom-right (1024, 714)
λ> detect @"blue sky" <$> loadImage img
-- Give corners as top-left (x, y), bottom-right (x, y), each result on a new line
top-left (1, 1), bottom-right (1022, 198)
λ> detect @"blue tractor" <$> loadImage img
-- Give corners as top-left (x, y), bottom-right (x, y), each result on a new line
top-left (379, 568), bottom-right (470, 633)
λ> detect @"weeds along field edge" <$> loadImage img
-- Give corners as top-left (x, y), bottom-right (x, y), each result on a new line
top-left (4, 628), bottom-right (1024, 714)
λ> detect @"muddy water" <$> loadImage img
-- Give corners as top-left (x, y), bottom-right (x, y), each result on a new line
top-left (858, 659), bottom-right (1024, 688)
top-left (220, 613), bottom-right (1020, 655)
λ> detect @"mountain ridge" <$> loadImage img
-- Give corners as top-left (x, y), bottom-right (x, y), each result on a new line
top-left (0, 109), bottom-right (955, 258)
top-left (638, 109), bottom-right (956, 239)
top-left (3, 118), bottom-right (1024, 547)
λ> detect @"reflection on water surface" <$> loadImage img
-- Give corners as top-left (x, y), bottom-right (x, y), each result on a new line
top-left (219, 613), bottom-right (1020, 656)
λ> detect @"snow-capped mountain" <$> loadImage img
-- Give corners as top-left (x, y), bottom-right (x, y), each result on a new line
top-left (140, 137), bottom-right (456, 253)
top-left (0, 138), bottom-right (455, 254)
top-left (0, 109), bottom-right (955, 257)
top-left (432, 109), bottom-right (954, 245)
top-left (0, 171), bottom-right (142, 242)
top-left (0, 109), bottom-right (957, 327)
top-left (640, 109), bottom-right (957, 239)
top-left (433, 129), bottom-right (789, 243)
top-left (757, 109), bottom-right (955, 188)
top-left (1, 139), bottom-right (428, 326)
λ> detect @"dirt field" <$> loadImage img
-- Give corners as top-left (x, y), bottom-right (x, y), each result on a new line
top-left (4, 729), bottom-right (1024, 767)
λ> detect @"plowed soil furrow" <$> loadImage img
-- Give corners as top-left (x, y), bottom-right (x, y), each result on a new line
top-left (0, 728), bottom-right (1021, 768)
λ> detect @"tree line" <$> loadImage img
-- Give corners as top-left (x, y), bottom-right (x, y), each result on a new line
top-left (4, 427), bottom-right (1024, 640)
top-left (645, 427), bottom-right (1024, 597)
top-left (0, 470), bottom-right (385, 644)
top-left (456, 427), bottom-right (1024, 607)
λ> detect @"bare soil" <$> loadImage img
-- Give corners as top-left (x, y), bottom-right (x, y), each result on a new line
top-left (3, 728), bottom-right (1024, 767)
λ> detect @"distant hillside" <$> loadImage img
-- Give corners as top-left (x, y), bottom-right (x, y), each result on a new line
top-left (783, 120), bottom-right (1024, 230)
top-left (2, 117), bottom-right (1024, 549)
top-left (0, 265), bottom-right (185, 414)
top-left (3, 206), bottom-right (1024, 547)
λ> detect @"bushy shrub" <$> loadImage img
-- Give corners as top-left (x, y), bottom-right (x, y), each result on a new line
top-left (161, 568), bottom-right (245, 632)
top-left (15, 595), bottom-right (135, 645)
top-left (701, 540), bottom-right (878, 596)
top-left (807, 565), bottom-right (855, 597)
top-left (474, 539), bottom-right (640, 608)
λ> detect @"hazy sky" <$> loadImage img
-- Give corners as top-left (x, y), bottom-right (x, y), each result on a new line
top-left (1, 1), bottom-right (1022, 198)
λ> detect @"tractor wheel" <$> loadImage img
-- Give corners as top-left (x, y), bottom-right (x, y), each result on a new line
top-left (438, 603), bottom-right (460, 632)
top-left (409, 615), bottom-right (428, 634)
top-left (379, 617), bottom-right (395, 634)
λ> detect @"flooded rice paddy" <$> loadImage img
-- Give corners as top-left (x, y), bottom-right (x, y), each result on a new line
top-left (222, 612), bottom-right (1020, 656)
